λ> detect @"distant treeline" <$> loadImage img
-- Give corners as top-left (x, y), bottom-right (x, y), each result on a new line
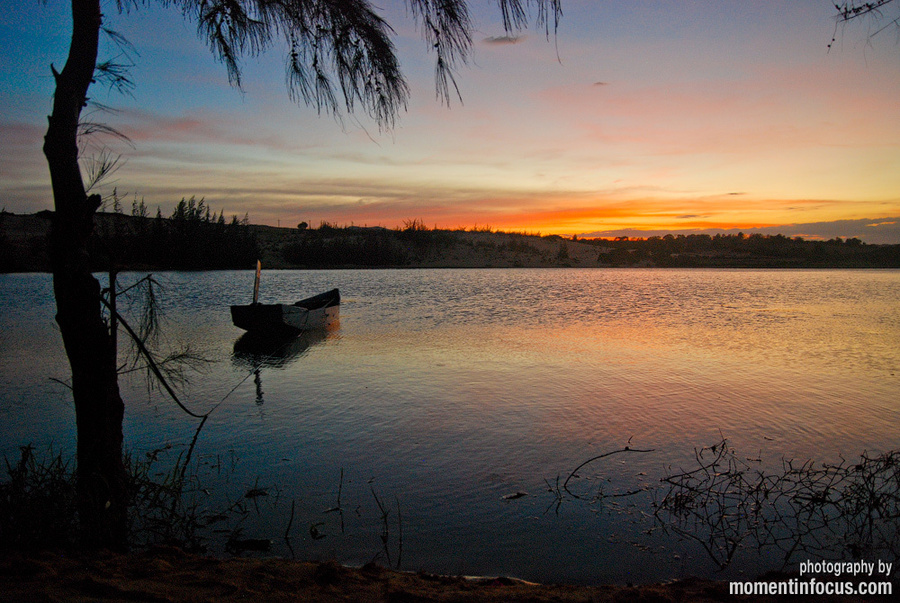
top-left (281, 219), bottom-right (457, 267)
top-left (586, 232), bottom-right (900, 268)
top-left (2, 211), bottom-right (899, 271)
top-left (279, 222), bottom-right (900, 269)
top-left (92, 197), bottom-right (259, 270)
top-left (0, 198), bottom-right (259, 272)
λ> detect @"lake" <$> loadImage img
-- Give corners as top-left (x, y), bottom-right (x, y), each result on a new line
top-left (1, 268), bottom-right (898, 584)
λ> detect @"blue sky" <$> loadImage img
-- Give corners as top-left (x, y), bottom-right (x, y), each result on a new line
top-left (2, 1), bottom-right (899, 242)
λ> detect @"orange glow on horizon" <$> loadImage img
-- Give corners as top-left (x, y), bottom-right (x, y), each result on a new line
top-left (292, 195), bottom-right (899, 238)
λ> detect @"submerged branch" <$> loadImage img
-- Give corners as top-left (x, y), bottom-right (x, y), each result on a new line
top-left (653, 438), bottom-right (900, 569)
top-left (563, 446), bottom-right (655, 499)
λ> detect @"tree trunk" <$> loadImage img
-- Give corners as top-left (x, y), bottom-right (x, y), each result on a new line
top-left (44, 0), bottom-right (128, 549)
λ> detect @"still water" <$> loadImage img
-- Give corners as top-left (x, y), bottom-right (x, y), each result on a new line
top-left (1, 269), bottom-right (898, 583)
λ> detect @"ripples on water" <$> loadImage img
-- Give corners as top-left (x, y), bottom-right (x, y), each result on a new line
top-left (1, 269), bottom-right (898, 583)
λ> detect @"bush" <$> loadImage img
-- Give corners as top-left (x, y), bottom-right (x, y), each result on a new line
top-left (0, 446), bottom-right (78, 550)
top-left (1, 443), bottom-right (227, 553)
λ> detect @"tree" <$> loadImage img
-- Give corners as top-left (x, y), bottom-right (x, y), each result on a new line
top-left (42, 0), bottom-right (562, 549)
top-left (833, 0), bottom-right (899, 24)
top-left (831, 1), bottom-right (900, 48)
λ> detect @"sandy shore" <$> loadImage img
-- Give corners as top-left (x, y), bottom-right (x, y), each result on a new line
top-left (1, 546), bottom-right (876, 602)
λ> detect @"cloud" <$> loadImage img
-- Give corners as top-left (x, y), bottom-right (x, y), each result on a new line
top-left (483, 35), bottom-right (523, 45)
top-left (579, 217), bottom-right (900, 245)
top-left (117, 108), bottom-right (270, 148)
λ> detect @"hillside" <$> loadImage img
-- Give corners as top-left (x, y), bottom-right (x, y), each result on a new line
top-left (2, 211), bottom-right (899, 272)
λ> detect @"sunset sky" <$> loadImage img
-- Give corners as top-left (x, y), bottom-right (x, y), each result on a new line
top-left (2, 1), bottom-right (899, 242)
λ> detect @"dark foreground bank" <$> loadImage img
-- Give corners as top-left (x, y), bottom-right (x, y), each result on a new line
top-left (0, 547), bottom-right (880, 603)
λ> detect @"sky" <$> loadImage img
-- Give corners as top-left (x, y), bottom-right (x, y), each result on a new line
top-left (2, 1), bottom-right (900, 242)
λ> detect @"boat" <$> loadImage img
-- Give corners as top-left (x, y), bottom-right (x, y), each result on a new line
top-left (230, 262), bottom-right (340, 334)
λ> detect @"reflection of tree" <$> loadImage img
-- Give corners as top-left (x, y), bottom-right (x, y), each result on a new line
top-left (653, 439), bottom-right (900, 570)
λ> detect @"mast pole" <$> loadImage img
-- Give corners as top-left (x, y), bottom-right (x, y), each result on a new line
top-left (252, 260), bottom-right (261, 304)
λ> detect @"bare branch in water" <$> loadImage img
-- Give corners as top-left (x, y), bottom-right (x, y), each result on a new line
top-left (563, 445), bottom-right (655, 500)
top-left (654, 438), bottom-right (900, 569)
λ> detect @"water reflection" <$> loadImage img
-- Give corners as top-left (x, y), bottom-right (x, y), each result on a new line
top-left (231, 327), bottom-right (335, 405)
top-left (232, 327), bottom-right (333, 369)
top-left (3, 269), bottom-right (899, 585)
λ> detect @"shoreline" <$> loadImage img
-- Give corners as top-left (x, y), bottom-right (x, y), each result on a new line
top-left (1, 546), bottom-right (851, 603)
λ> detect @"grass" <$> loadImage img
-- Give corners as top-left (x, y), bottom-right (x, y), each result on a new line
top-left (0, 440), bottom-right (249, 554)
top-left (8, 435), bottom-right (898, 577)
top-left (0, 445), bottom-right (77, 550)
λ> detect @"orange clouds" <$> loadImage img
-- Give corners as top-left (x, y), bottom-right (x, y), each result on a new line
top-left (3, 1), bottom-right (899, 244)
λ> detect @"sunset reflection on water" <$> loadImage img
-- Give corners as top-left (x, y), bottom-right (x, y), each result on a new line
top-left (1, 268), bottom-right (898, 583)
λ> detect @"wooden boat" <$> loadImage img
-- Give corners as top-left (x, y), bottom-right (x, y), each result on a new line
top-left (230, 262), bottom-right (340, 334)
